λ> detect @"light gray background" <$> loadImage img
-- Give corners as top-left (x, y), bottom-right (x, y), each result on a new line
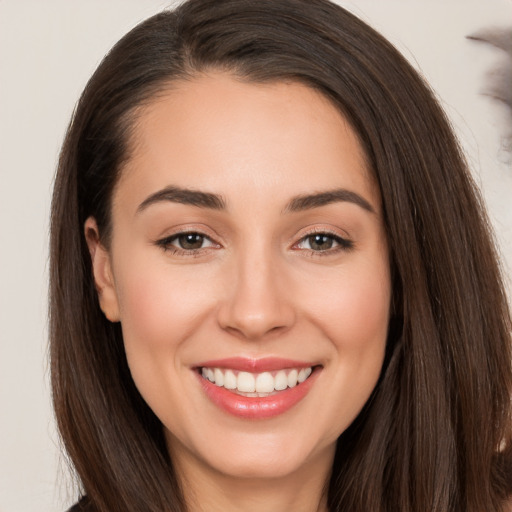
top-left (1, 1), bottom-right (511, 511)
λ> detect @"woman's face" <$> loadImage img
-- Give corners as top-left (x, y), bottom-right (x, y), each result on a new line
top-left (87, 73), bottom-right (391, 483)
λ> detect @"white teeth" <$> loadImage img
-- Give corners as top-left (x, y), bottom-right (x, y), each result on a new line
top-left (255, 372), bottom-right (274, 393)
top-left (201, 366), bottom-right (314, 394)
top-left (223, 369), bottom-right (237, 390)
top-left (237, 371), bottom-right (256, 392)
top-left (202, 367), bottom-right (215, 382)
top-left (275, 370), bottom-right (288, 391)
top-left (287, 369), bottom-right (298, 387)
top-left (214, 368), bottom-right (224, 387)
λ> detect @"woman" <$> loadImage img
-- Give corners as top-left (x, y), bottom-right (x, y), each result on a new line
top-left (50, 0), bottom-right (512, 510)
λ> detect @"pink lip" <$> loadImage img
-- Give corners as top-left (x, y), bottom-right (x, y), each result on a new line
top-left (195, 356), bottom-right (315, 373)
top-left (194, 358), bottom-right (321, 419)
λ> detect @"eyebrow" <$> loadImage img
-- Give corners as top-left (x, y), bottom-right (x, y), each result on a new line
top-left (137, 186), bottom-right (226, 213)
top-left (283, 189), bottom-right (375, 214)
top-left (137, 185), bottom-right (375, 215)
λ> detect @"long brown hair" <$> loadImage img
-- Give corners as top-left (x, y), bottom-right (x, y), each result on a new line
top-left (50, 1), bottom-right (512, 510)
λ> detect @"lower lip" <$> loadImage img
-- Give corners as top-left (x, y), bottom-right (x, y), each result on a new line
top-left (196, 369), bottom-right (320, 419)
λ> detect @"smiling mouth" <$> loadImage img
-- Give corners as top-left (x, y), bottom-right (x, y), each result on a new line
top-left (195, 359), bottom-right (322, 418)
top-left (199, 366), bottom-right (316, 397)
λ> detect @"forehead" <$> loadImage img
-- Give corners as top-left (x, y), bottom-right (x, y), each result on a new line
top-left (116, 73), bottom-right (379, 213)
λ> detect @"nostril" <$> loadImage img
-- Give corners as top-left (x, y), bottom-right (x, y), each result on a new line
top-left (217, 298), bottom-right (296, 340)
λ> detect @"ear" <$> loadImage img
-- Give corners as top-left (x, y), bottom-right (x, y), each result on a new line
top-left (84, 217), bottom-right (120, 322)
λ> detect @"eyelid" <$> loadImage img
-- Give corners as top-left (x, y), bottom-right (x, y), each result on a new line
top-left (154, 223), bottom-right (222, 241)
top-left (169, 233), bottom-right (216, 248)
top-left (154, 225), bottom-right (223, 254)
top-left (291, 226), bottom-right (354, 253)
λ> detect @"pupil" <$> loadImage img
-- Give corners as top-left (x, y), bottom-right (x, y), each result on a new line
top-left (310, 234), bottom-right (333, 251)
top-left (179, 233), bottom-right (203, 249)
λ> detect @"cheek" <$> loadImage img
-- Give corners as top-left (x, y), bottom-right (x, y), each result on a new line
top-left (112, 259), bottom-right (221, 421)
top-left (114, 259), bottom-right (216, 357)
top-left (304, 261), bottom-right (391, 352)
top-left (309, 260), bottom-right (391, 432)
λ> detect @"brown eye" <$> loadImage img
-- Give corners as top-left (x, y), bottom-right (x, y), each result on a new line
top-left (295, 232), bottom-right (354, 253)
top-left (307, 234), bottom-right (334, 251)
top-left (156, 232), bottom-right (216, 252)
top-left (176, 233), bottom-right (206, 250)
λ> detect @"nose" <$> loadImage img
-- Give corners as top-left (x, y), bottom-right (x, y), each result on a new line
top-left (216, 249), bottom-right (296, 341)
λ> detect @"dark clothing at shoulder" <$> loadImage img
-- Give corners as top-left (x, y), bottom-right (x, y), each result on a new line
top-left (67, 496), bottom-right (90, 512)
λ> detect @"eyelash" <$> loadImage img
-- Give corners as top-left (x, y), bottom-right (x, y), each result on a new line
top-left (293, 229), bottom-right (354, 255)
top-left (155, 232), bottom-right (219, 256)
top-left (155, 229), bottom-right (354, 256)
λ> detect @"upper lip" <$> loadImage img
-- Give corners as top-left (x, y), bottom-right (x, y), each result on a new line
top-left (195, 357), bottom-right (318, 373)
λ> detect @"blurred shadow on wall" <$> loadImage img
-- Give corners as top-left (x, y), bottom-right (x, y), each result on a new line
top-left (467, 27), bottom-right (512, 163)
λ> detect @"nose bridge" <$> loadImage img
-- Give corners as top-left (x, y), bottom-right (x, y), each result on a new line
top-left (217, 239), bottom-right (294, 340)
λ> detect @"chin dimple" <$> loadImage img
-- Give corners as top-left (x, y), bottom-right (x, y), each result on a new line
top-left (200, 367), bottom-right (313, 396)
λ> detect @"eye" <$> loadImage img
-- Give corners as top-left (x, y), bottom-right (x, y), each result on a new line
top-left (173, 233), bottom-right (212, 250)
top-left (156, 232), bottom-right (217, 252)
top-left (295, 232), bottom-right (353, 252)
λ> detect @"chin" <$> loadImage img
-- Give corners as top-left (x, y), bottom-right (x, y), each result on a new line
top-left (212, 449), bottom-right (307, 480)
top-left (169, 423), bottom-right (337, 482)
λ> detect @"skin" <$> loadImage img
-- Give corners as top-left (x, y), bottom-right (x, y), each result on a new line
top-left (85, 73), bottom-right (392, 512)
